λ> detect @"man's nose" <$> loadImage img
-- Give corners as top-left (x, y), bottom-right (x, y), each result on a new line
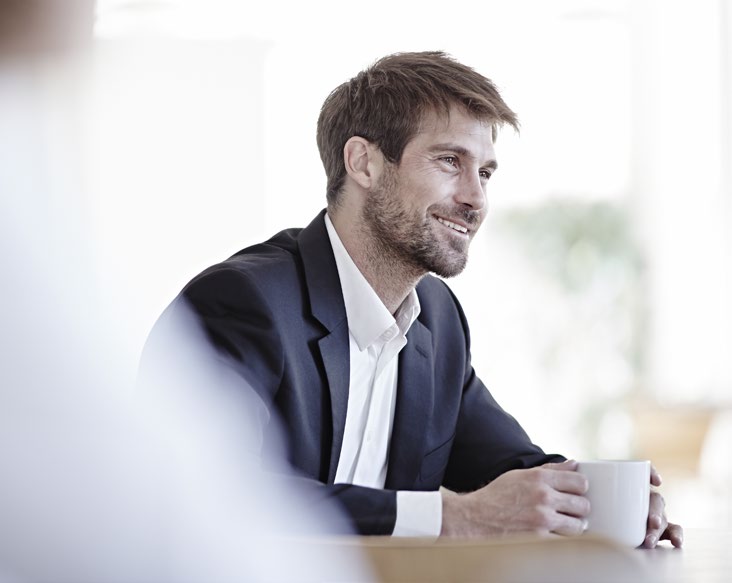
top-left (455, 171), bottom-right (487, 212)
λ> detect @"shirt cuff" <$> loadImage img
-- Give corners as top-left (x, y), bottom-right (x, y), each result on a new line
top-left (392, 490), bottom-right (442, 538)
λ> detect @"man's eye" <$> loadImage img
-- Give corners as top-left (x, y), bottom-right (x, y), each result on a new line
top-left (479, 170), bottom-right (493, 180)
top-left (441, 156), bottom-right (458, 166)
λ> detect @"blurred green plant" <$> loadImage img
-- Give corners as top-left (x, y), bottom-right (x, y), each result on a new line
top-left (495, 197), bottom-right (648, 457)
top-left (497, 198), bottom-right (644, 294)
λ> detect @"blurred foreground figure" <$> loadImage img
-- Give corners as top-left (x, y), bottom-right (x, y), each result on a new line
top-left (0, 2), bottom-right (369, 581)
top-left (145, 50), bottom-right (682, 549)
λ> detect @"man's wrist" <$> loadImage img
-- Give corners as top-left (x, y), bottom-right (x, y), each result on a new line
top-left (440, 489), bottom-right (462, 537)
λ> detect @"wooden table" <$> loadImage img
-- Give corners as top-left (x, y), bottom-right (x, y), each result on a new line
top-left (304, 528), bottom-right (730, 582)
top-left (638, 528), bottom-right (732, 583)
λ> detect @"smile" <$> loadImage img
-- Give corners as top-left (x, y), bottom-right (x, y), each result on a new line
top-left (436, 216), bottom-right (469, 234)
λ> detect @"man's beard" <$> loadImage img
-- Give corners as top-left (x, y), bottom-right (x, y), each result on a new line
top-left (361, 166), bottom-right (479, 279)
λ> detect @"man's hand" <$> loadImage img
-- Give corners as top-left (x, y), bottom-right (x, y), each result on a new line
top-left (642, 465), bottom-right (683, 548)
top-left (440, 460), bottom-right (590, 537)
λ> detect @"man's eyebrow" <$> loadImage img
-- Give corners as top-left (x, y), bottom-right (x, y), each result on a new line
top-left (428, 143), bottom-right (498, 169)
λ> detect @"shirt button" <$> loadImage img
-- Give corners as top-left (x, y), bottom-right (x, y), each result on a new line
top-left (383, 328), bottom-right (396, 341)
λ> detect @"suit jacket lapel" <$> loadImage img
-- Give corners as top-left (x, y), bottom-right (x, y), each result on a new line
top-left (297, 210), bottom-right (350, 483)
top-left (297, 211), bottom-right (437, 488)
top-left (385, 318), bottom-right (435, 490)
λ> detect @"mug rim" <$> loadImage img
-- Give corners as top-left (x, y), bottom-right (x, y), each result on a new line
top-left (576, 459), bottom-right (650, 465)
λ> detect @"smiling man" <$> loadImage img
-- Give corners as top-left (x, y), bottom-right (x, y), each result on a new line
top-left (143, 51), bottom-right (682, 546)
top-left (331, 105), bottom-right (494, 309)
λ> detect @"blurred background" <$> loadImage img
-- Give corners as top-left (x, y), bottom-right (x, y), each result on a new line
top-left (2, 0), bottom-right (730, 552)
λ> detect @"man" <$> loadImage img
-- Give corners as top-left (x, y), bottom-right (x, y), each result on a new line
top-left (143, 51), bottom-right (682, 546)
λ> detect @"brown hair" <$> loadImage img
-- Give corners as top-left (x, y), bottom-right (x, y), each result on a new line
top-left (316, 51), bottom-right (519, 207)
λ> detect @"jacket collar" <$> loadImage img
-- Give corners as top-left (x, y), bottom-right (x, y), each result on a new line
top-left (297, 209), bottom-right (347, 332)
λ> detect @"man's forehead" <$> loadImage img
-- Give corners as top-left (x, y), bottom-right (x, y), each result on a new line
top-left (403, 106), bottom-right (498, 165)
top-left (414, 106), bottom-right (495, 136)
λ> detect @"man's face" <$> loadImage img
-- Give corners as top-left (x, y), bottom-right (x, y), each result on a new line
top-left (363, 106), bottom-right (497, 278)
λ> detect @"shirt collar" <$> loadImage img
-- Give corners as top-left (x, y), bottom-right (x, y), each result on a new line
top-left (324, 213), bottom-right (420, 351)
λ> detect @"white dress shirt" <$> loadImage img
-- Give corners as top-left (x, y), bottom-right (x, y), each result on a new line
top-left (325, 214), bottom-right (442, 537)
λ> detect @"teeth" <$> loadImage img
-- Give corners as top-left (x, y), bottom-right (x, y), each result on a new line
top-left (437, 217), bottom-right (468, 233)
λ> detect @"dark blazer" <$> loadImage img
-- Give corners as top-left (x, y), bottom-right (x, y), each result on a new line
top-left (144, 210), bottom-right (562, 535)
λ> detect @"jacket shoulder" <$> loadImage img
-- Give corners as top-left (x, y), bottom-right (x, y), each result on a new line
top-left (186, 226), bottom-right (304, 290)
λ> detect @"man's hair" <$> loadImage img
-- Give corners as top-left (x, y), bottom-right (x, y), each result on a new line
top-left (316, 51), bottom-right (519, 207)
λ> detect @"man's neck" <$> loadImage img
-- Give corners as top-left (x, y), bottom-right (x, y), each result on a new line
top-left (329, 211), bottom-right (423, 315)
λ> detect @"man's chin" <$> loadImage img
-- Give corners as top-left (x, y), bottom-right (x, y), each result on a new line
top-left (429, 254), bottom-right (469, 279)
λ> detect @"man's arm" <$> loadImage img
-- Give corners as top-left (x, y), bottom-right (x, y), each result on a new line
top-left (139, 266), bottom-right (403, 535)
top-left (435, 344), bottom-right (681, 544)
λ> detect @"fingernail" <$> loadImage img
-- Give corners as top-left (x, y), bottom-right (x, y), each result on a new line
top-left (582, 519), bottom-right (589, 532)
top-left (645, 534), bottom-right (657, 547)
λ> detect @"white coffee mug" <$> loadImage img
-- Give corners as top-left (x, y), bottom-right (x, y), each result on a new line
top-left (576, 460), bottom-right (651, 547)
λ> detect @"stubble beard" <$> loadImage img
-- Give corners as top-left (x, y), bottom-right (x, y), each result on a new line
top-left (361, 166), bottom-right (477, 279)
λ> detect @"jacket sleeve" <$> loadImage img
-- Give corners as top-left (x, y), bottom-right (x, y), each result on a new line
top-left (138, 266), bottom-right (399, 535)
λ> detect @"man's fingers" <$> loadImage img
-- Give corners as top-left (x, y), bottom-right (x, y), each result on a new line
top-left (550, 512), bottom-right (588, 537)
top-left (543, 459), bottom-right (578, 471)
top-left (647, 490), bottom-right (666, 529)
top-left (545, 467), bottom-right (589, 495)
top-left (660, 523), bottom-right (684, 548)
top-left (650, 464), bottom-right (663, 487)
top-left (643, 491), bottom-right (668, 548)
top-left (553, 492), bottom-right (591, 518)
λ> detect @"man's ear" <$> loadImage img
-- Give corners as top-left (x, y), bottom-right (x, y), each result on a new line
top-left (343, 136), bottom-right (382, 190)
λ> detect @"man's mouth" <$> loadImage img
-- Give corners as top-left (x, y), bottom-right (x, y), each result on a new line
top-left (435, 216), bottom-right (469, 235)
